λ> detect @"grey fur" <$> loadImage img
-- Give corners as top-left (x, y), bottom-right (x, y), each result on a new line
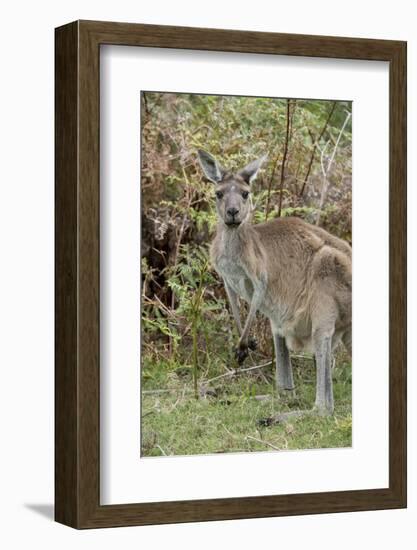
top-left (198, 151), bottom-right (352, 420)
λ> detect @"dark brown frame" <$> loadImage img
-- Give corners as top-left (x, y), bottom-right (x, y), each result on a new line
top-left (55, 20), bottom-right (407, 529)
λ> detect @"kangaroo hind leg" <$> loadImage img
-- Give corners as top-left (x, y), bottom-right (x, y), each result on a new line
top-left (312, 298), bottom-right (338, 417)
top-left (272, 328), bottom-right (294, 393)
top-left (342, 330), bottom-right (352, 358)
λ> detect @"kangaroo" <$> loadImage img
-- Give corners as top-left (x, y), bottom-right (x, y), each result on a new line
top-left (198, 149), bottom-right (352, 421)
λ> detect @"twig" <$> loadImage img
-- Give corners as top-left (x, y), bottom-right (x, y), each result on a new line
top-left (205, 360), bottom-right (273, 385)
top-left (248, 350), bottom-right (270, 384)
top-left (326, 111), bottom-right (351, 174)
top-left (289, 99), bottom-right (297, 141)
top-left (265, 99), bottom-right (292, 219)
top-left (142, 92), bottom-right (149, 118)
top-left (142, 388), bottom-right (192, 395)
top-left (315, 110), bottom-right (351, 226)
top-left (144, 294), bottom-right (177, 319)
top-left (264, 156), bottom-right (280, 220)
top-left (250, 395), bottom-right (272, 401)
top-left (277, 99), bottom-right (291, 217)
top-left (222, 424), bottom-right (236, 438)
top-left (168, 171), bottom-right (193, 354)
top-left (318, 140), bottom-right (330, 177)
top-left (299, 101), bottom-right (336, 197)
top-left (156, 445), bottom-right (167, 456)
top-left (246, 435), bottom-right (281, 451)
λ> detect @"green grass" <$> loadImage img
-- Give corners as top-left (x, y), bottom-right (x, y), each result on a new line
top-left (141, 352), bottom-right (352, 457)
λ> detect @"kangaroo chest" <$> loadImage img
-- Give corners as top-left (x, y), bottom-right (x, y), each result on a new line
top-left (218, 251), bottom-right (310, 346)
top-left (215, 254), bottom-right (254, 303)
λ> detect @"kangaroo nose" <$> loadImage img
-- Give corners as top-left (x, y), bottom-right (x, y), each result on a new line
top-left (227, 207), bottom-right (239, 217)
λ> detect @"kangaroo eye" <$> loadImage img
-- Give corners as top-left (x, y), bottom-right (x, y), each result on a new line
top-left (242, 191), bottom-right (249, 199)
top-left (216, 191), bottom-right (224, 199)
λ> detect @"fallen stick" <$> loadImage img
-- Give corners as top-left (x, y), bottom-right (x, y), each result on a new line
top-left (143, 360), bottom-right (273, 396)
top-left (245, 435), bottom-right (281, 451)
top-left (205, 360), bottom-right (273, 385)
top-left (142, 388), bottom-right (192, 395)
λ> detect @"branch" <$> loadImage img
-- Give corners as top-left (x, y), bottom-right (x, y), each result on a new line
top-left (325, 110), bottom-right (351, 175)
top-left (142, 388), bottom-right (192, 395)
top-left (277, 99), bottom-right (291, 217)
top-left (245, 435), bottom-right (282, 451)
top-left (265, 99), bottom-right (293, 220)
top-left (299, 101), bottom-right (336, 197)
top-left (205, 360), bottom-right (273, 385)
top-left (315, 110), bottom-right (351, 226)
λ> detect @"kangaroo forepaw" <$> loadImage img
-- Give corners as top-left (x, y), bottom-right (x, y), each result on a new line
top-left (257, 416), bottom-right (275, 427)
top-left (248, 337), bottom-right (258, 351)
top-left (234, 345), bottom-right (249, 365)
top-left (234, 337), bottom-right (257, 365)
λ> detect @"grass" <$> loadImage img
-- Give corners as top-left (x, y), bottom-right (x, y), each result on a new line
top-left (141, 351), bottom-right (352, 457)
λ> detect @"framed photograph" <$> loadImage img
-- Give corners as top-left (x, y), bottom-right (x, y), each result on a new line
top-left (55, 20), bottom-right (406, 528)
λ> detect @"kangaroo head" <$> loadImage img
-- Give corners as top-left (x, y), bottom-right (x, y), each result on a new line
top-left (198, 150), bottom-right (267, 228)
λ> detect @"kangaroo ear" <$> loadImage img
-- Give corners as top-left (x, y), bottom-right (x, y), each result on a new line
top-left (197, 150), bottom-right (225, 184)
top-left (238, 155), bottom-right (268, 184)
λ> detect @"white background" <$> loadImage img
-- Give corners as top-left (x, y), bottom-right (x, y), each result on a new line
top-left (101, 47), bottom-right (389, 504)
top-left (0, 0), bottom-right (415, 548)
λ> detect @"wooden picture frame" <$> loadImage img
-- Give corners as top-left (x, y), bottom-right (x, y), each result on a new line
top-left (55, 20), bottom-right (407, 529)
